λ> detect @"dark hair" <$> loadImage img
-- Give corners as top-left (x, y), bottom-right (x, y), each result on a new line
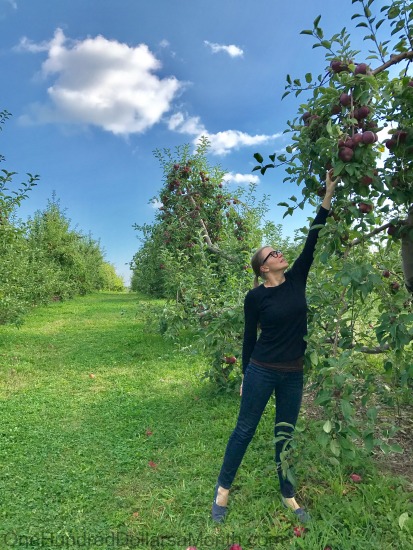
top-left (251, 246), bottom-right (271, 288)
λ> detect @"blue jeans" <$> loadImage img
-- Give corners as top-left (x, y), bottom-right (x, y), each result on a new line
top-left (217, 362), bottom-right (304, 498)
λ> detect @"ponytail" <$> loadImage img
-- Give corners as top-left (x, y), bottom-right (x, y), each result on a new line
top-left (251, 245), bottom-right (271, 289)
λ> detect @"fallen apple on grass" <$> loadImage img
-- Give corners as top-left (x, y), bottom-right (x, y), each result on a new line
top-left (293, 526), bottom-right (306, 537)
top-left (350, 473), bottom-right (362, 483)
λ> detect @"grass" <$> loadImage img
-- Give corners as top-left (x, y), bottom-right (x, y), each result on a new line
top-left (0, 292), bottom-right (412, 550)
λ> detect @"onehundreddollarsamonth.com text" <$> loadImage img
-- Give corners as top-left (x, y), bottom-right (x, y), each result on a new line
top-left (0, 531), bottom-right (279, 548)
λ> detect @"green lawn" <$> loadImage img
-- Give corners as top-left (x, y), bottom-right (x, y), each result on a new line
top-left (0, 292), bottom-right (412, 550)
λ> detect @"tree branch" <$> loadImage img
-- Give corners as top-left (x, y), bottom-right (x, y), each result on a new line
top-left (349, 222), bottom-right (394, 246)
top-left (188, 194), bottom-right (238, 262)
top-left (372, 50), bottom-right (413, 76)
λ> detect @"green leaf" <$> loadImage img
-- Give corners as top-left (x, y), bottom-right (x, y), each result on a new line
top-left (364, 6), bottom-right (372, 17)
top-left (330, 439), bottom-right (341, 457)
top-left (300, 30), bottom-right (313, 36)
top-left (269, 154), bottom-right (276, 162)
top-left (313, 15), bottom-right (322, 28)
top-left (390, 443), bottom-right (404, 454)
top-left (305, 72), bottom-right (312, 83)
top-left (356, 21), bottom-right (368, 28)
top-left (340, 399), bottom-right (353, 420)
top-left (252, 165), bottom-right (262, 172)
top-left (323, 420), bottom-right (332, 433)
top-left (399, 512), bottom-right (409, 530)
top-left (253, 152), bottom-right (264, 163)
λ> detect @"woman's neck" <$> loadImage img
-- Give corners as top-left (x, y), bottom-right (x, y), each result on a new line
top-left (263, 272), bottom-right (286, 287)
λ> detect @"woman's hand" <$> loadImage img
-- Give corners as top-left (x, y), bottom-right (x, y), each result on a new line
top-left (322, 168), bottom-right (340, 210)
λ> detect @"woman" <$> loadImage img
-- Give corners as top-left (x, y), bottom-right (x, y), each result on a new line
top-left (212, 169), bottom-right (338, 524)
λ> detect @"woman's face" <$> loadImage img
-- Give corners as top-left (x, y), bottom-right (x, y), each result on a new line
top-left (260, 247), bottom-right (289, 273)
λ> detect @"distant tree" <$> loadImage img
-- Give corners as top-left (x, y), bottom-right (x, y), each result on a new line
top-left (100, 262), bottom-right (125, 292)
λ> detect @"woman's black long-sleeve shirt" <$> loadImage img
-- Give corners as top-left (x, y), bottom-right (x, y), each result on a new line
top-left (241, 206), bottom-right (329, 374)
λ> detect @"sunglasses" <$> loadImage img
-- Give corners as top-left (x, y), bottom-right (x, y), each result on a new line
top-left (262, 250), bottom-right (282, 264)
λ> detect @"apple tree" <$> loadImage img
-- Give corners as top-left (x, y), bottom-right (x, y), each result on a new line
top-left (131, 138), bottom-right (298, 386)
top-left (252, 0), bottom-right (413, 458)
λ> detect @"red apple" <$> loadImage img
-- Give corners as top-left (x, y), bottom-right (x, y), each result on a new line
top-left (362, 131), bottom-right (375, 144)
top-left (357, 106), bottom-right (370, 119)
top-left (387, 224), bottom-right (396, 235)
top-left (393, 130), bottom-right (408, 143)
top-left (352, 133), bottom-right (363, 146)
top-left (331, 104), bottom-right (342, 115)
top-left (330, 60), bottom-right (348, 73)
top-left (385, 139), bottom-right (396, 150)
top-left (339, 93), bottom-right (351, 107)
top-left (391, 281), bottom-right (400, 291)
top-left (302, 112), bottom-right (311, 125)
top-left (338, 147), bottom-right (354, 162)
top-left (359, 202), bottom-right (373, 213)
top-left (360, 176), bottom-right (373, 186)
top-left (355, 63), bottom-right (369, 75)
top-left (293, 526), bottom-right (306, 537)
top-left (350, 473), bottom-right (362, 483)
top-left (382, 270), bottom-right (390, 278)
top-left (229, 545), bottom-right (243, 550)
top-left (224, 356), bottom-right (237, 364)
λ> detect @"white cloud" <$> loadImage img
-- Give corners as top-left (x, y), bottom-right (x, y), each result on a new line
top-left (168, 111), bottom-right (281, 156)
top-left (17, 28), bottom-right (183, 135)
top-left (151, 199), bottom-right (163, 209)
top-left (14, 36), bottom-right (51, 53)
top-left (223, 172), bottom-right (260, 185)
top-left (159, 39), bottom-right (170, 48)
top-left (203, 129), bottom-right (281, 156)
top-left (204, 40), bottom-right (244, 58)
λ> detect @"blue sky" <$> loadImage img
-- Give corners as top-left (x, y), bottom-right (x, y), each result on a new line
top-left (1, 0), bottom-right (381, 283)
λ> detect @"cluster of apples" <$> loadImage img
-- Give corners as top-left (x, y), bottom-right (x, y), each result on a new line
top-left (385, 128), bottom-right (413, 158)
